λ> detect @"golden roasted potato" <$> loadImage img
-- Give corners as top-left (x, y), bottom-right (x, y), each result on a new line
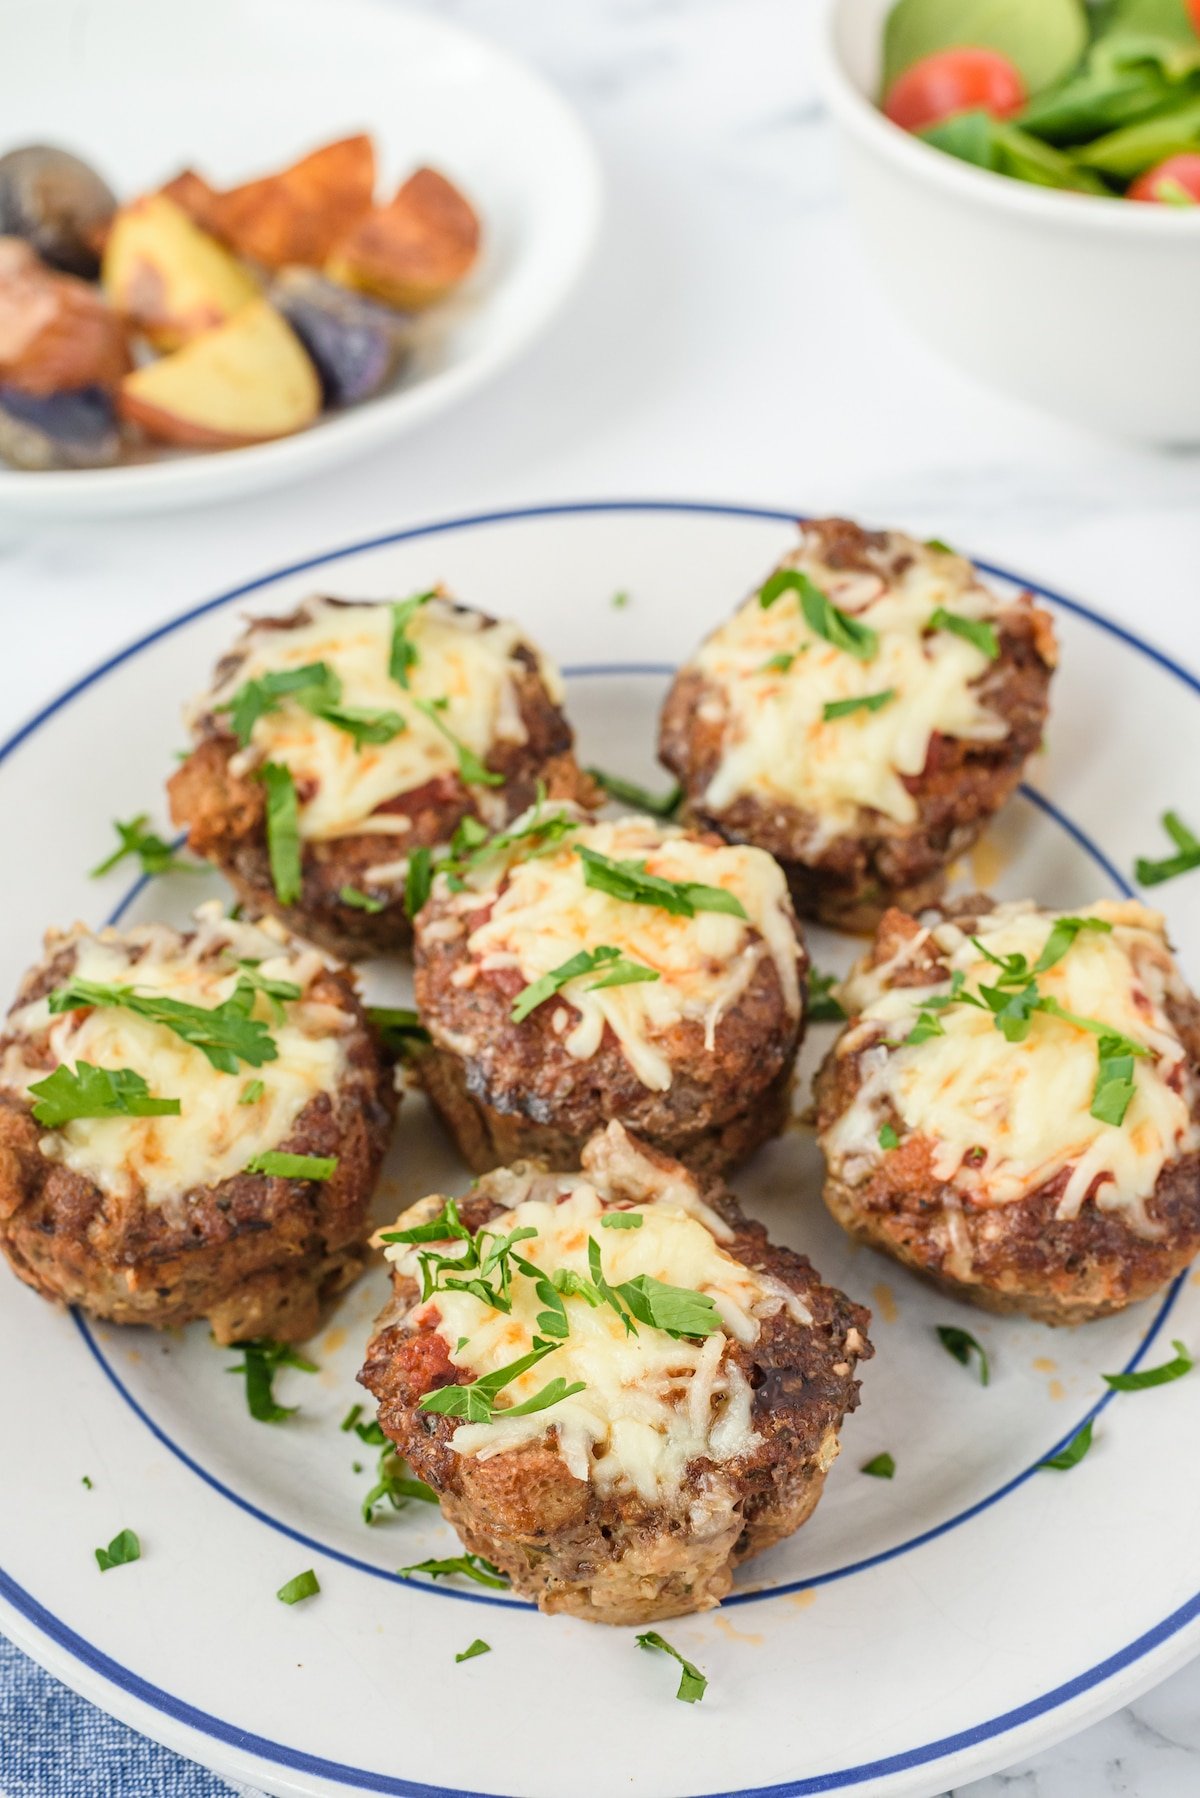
top-left (0, 237), bottom-right (130, 395)
top-left (326, 166), bottom-right (479, 309)
top-left (162, 135), bottom-right (375, 270)
top-left (118, 295), bottom-right (320, 447)
top-left (102, 193), bottom-right (258, 351)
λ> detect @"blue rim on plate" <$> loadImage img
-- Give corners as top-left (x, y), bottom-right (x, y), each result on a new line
top-left (0, 499), bottom-right (1197, 1797)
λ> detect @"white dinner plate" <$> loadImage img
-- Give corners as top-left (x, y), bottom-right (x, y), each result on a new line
top-left (1, 501), bottom-right (1198, 1798)
top-left (0, 0), bottom-right (600, 517)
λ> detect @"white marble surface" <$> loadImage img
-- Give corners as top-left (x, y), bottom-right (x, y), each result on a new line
top-left (0, 1), bottom-right (1198, 1794)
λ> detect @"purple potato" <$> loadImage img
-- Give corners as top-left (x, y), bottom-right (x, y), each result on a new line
top-left (0, 384), bottom-right (120, 470)
top-left (0, 145), bottom-right (117, 279)
top-left (271, 267), bottom-right (409, 407)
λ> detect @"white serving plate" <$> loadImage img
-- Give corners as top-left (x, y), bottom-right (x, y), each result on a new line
top-left (0, 501), bottom-right (1198, 1798)
top-left (0, 0), bottom-right (601, 516)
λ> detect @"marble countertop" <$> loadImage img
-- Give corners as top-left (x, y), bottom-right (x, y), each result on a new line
top-left (1, 1), bottom-right (1198, 1793)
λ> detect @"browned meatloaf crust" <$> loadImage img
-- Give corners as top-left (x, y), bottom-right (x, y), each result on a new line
top-left (413, 846), bottom-right (808, 1179)
top-left (0, 949), bottom-right (397, 1343)
top-left (359, 1128), bottom-right (872, 1623)
top-left (168, 598), bottom-right (598, 959)
top-left (813, 900), bottom-right (1200, 1324)
top-left (659, 518), bottom-right (1057, 933)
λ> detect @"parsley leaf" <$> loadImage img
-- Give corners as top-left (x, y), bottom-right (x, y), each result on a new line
top-left (511, 946), bottom-right (659, 1024)
top-left (1135, 811), bottom-right (1200, 887)
top-left (861, 1451), bottom-right (896, 1478)
top-left (95, 1528), bottom-right (140, 1573)
top-left (456, 1638), bottom-right (491, 1663)
top-left (259, 761), bottom-right (302, 906)
top-left (245, 1151), bottom-right (338, 1181)
top-left (219, 662), bottom-right (342, 748)
top-left (613, 1273), bottom-right (722, 1340)
top-left (635, 1631), bottom-right (707, 1703)
top-left (878, 1123), bottom-right (899, 1150)
top-left (760, 651), bottom-right (797, 674)
top-left (413, 698), bottom-right (503, 787)
top-left (239, 1079), bottom-right (264, 1106)
top-left (823, 689), bottom-right (895, 722)
top-left (578, 846), bottom-right (748, 919)
top-left (1034, 915), bottom-right (1112, 973)
top-left (226, 1337), bottom-right (318, 1423)
top-left (28, 1062), bottom-right (181, 1128)
top-left (90, 814), bottom-right (196, 879)
top-left (586, 768), bottom-right (683, 819)
top-left (48, 978), bottom-right (278, 1074)
top-left (404, 846), bottom-right (433, 920)
top-left (418, 1343), bottom-right (576, 1424)
top-left (807, 969), bottom-right (847, 1023)
top-left (339, 885), bottom-right (386, 912)
top-left (360, 1434), bottom-right (438, 1524)
top-left (1091, 1035), bottom-right (1139, 1127)
top-left (389, 591), bottom-right (435, 688)
top-left (276, 1569), bottom-right (319, 1604)
top-left (601, 1211), bottom-right (643, 1230)
top-left (398, 1554), bottom-right (509, 1589)
top-left (367, 1006), bottom-right (431, 1056)
top-left (758, 569), bottom-right (878, 661)
top-left (929, 608), bottom-right (999, 660)
top-left (1040, 1418), bottom-right (1094, 1471)
top-left (313, 703), bottom-right (406, 750)
top-left (1102, 1340), bottom-right (1192, 1391)
top-left (904, 1009), bottom-right (946, 1045)
top-left (937, 1324), bottom-right (990, 1386)
top-left (340, 1403), bottom-right (363, 1432)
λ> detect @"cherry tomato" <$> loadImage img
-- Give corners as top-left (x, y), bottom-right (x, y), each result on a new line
top-left (1187, 0), bottom-right (1200, 35)
top-left (1128, 153), bottom-right (1200, 204)
top-left (884, 48), bottom-right (1027, 135)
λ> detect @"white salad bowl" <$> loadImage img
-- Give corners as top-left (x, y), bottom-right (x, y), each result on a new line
top-left (820, 0), bottom-right (1200, 442)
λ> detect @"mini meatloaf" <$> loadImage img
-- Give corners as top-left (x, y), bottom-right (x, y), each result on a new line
top-left (412, 805), bottom-right (808, 1177)
top-left (0, 901), bottom-right (396, 1341)
top-left (659, 519), bottom-right (1057, 932)
top-left (814, 897), bottom-right (1200, 1324)
top-left (360, 1120), bottom-right (871, 1623)
top-left (168, 591), bottom-right (596, 957)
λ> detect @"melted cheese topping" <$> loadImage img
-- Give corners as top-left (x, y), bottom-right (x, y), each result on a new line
top-left (0, 902), bottom-right (352, 1214)
top-left (692, 530), bottom-right (1023, 845)
top-left (193, 596), bottom-right (564, 843)
top-left (383, 1125), bottom-right (810, 1501)
top-left (822, 900), bottom-right (1200, 1234)
top-left (439, 812), bottom-right (802, 1091)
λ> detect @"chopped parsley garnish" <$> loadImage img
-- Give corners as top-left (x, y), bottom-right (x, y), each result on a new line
top-left (635, 1631), bottom-right (707, 1704)
top-left (259, 761), bottom-right (302, 906)
top-left (398, 1554), bottom-right (509, 1589)
top-left (760, 652), bottom-right (797, 674)
top-left (1102, 1340), bottom-right (1192, 1391)
top-left (904, 1009), bottom-right (946, 1046)
top-left (611, 589), bottom-right (630, 610)
top-left (456, 1639), bottom-right (491, 1663)
top-left (339, 885), bottom-right (386, 912)
top-left (315, 703), bottom-right (406, 749)
top-left (928, 608), bottom-right (999, 660)
top-left (511, 945), bottom-right (660, 1024)
top-left (1135, 812), bottom-right (1200, 888)
top-left (404, 846), bottom-right (433, 920)
top-left (234, 960), bottom-right (302, 1020)
top-left (861, 1452), bottom-right (896, 1478)
top-left (1040, 1418), bottom-right (1094, 1471)
top-left (878, 1123), bottom-right (899, 1151)
top-left (226, 1337), bottom-right (318, 1423)
top-left (759, 568), bottom-right (879, 662)
top-left (586, 767), bottom-right (683, 819)
top-left (340, 1403), bottom-right (363, 1432)
top-left (245, 1151), bottom-right (338, 1181)
top-left (807, 970), bottom-right (847, 1023)
top-left (413, 698), bottom-right (503, 787)
top-left (578, 846), bottom-right (747, 919)
top-left (937, 1324), bottom-right (990, 1386)
top-left (95, 1529), bottom-right (140, 1572)
top-left (48, 978), bottom-right (278, 1074)
top-left (925, 538), bottom-right (956, 555)
top-left (389, 591), bottom-right (435, 688)
top-left (1033, 915), bottom-right (1111, 973)
top-left (418, 1343), bottom-right (583, 1424)
top-left (81, 1475), bottom-right (93, 1490)
top-left (276, 1569), bottom-right (320, 1604)
top-left (218, 662), bottom-right (340, 747)
top-left (27, 1062), bottom-right (181, 1128)
top-left (367, 1006), bottom-right (431, 1056)
top-left (239, 1079), bottom-right (264, 1106)
top-left (359, 1429), bottom-right (438, 1524)
top-left (601, 1212), bottom-right (644, 1230)
top-left (90, 814), bottom-right (196, 880)
top-left (613, 1272), bottom-right (722, 1340)
top-left (823, 689), bottom-right (895, 722)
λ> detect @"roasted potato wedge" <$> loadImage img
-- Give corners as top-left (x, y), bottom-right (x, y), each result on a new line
top-left (0, 237), bottom-right (130, 395)
top-left (0, 383), bottom-right (120, 469)
top-left (102, 193), bottom-right (258, 351)
top-left (326, 166), bottom-right (479, 309)
top-left (163, 134), bottom-right (375, 270)
top-left (271, 266), bottom-right (408, 405)
top-left (0, 145), bottom-right (117, 279)
top-left (118, 295), bottom-right (320, 447)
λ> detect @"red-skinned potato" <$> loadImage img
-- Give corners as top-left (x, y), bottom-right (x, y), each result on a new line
top-left (0, 237), bottom-right (130, 395)
top-left (118, 296), bottom-right (320, 447)
top-left (162, 135), bottom-right (375, 270)
top-left (326, 166), bottom-right (479, 309)
top-left (102, 193), bottom-right (259, 351)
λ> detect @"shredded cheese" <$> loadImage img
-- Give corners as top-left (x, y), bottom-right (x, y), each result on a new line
top-left (383, 1124), bottom-right (810, 1500)
top-left (822, 900), bottom-right (1200, 1235)
top-left (438, 812), bottom-right (802, 1091)
top-left (690, 530), bottom-right (1032, 845)
top-left (0, 902), bottom-right (352, 1215)
top-left (191, 596), bottom-right (564, 843)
